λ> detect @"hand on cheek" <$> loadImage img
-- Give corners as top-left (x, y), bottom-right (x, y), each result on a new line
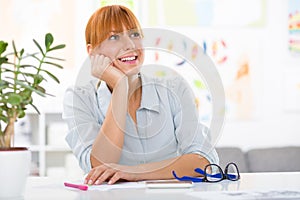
top-left (90, 54), bottom-right (113, 79)
top-left (90, 54), bottom-right (125, 88)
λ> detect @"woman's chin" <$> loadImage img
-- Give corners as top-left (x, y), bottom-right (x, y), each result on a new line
top-left (124, 67), bottom-right (141, 77)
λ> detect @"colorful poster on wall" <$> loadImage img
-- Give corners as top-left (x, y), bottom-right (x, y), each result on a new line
top-left (142, 30), bottom-right (262, 122)
top-left (142, 48), bottom-right (213, 126)
top-left (204, 35), bottom-right (262, 121)
top-left (288, 0), bottom-right (300, 55)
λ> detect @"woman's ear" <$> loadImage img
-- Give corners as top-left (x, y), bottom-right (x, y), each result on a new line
top-left (87, 44), bottom-right (93, 55)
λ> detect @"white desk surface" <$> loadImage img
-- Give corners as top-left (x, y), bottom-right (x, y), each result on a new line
top-left (24, 172), bottom-right (300, 200)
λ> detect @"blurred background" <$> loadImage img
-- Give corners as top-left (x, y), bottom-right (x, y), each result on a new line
top-left (0, 0), bottom-right (299, 176)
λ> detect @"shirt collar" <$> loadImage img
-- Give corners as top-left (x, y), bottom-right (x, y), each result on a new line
top-left (96, 73), bottom-right (160, 115)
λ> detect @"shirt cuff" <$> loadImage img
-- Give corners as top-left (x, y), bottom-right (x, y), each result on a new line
top-left (80, 147), bottom-right (92, 173)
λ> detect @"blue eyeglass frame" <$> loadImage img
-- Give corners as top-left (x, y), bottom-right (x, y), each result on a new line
top-left (172, 162), bottom-right (240, 183)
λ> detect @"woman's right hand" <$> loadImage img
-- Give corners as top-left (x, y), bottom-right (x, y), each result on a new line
top-left (90, 54), bottom-right (125, 89)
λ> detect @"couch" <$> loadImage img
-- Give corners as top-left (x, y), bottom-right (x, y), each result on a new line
top-left (215, 146), bottom-right (300, 173)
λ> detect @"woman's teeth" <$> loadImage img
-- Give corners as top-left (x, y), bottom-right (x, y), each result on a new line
top-left (119, 56), bottom-right (137, 62)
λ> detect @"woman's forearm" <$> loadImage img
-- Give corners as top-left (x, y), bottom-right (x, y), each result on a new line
top-left (127, 154), bottom-right (210, 180)
top-left (91, 77), bottom-right (129, 167)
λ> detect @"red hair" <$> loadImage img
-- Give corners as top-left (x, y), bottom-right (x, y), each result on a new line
top-left (85, 5), bottom-right (142, 48)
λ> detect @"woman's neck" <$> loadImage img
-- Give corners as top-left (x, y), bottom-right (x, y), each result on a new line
top-left (127, 73), bottom-right (142, 102)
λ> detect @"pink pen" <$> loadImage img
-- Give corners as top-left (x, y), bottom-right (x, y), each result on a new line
top-left (64, 182), bottom-right (88, 191)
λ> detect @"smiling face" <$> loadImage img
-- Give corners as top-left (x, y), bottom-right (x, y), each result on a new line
top-left (85, 5), bottom-right (144, 76)
top-left (92, 29), bottom-right (144, 76)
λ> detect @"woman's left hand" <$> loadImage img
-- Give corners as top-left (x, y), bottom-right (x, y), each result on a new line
top-left (84, 163), bottom-right (140, 185)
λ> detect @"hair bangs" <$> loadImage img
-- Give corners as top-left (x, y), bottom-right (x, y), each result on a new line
top-left (86, 5), bottom-right (142, 48)
top-left (108, 7), bottom-right (140, 33)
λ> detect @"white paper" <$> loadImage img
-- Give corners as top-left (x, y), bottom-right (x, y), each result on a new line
top-left (188, 190), bottom-right (300, 200)
top-left (88, 181), bottom-right (146, 191)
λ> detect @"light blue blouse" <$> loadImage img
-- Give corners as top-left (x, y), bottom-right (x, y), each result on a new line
top-left (63, 73), bottom-right (219, 173)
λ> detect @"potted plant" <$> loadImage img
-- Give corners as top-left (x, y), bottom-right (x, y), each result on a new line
top-left (0, 33), bottom-right (65, 198)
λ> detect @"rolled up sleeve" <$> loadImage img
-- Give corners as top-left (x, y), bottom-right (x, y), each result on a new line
top-left (169, 77), bottom-right (219, 165)
top-left (62, 84), bottom-right (102, 173)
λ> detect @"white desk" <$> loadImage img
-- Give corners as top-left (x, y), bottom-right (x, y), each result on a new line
top-left (24, 172), bottom-right (300, 200)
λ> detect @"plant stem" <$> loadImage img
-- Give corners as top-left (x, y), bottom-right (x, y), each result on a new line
top-left (36, 53), bottom-right (46, 77)
top-left (33, 52), bottom-right (46, 88)
top-left (2, 110), bottom-right (16, 148)
top-left (13, 55), bottom-right (21, 93)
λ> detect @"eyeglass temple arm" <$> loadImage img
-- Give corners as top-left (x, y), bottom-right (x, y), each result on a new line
top-left (172, 171), bottom-right (204, 182)
top-left (194, 168), bottom-right (221, 178)
top-left (194, 168), bottom-right (238, 179)
top-left (172, 171), bottom-right (191, 181)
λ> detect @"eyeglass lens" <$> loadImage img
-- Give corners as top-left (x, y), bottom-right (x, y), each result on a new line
top-left (225, 163), bottom-right (239, 181)
top-left (205, 164), bottom-right (223, 182)
top-left (204, 163), bottom-right (240, 182)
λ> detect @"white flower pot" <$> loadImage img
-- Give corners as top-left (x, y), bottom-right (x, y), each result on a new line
top-left (0, 148), bottom-right (31, 198)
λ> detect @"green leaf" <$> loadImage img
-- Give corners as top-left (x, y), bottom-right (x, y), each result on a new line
top-left (34, 74), bottom-right (44, 85)
top-left (36, 85), bottom-right (46, 94)
top-left (0, 57), bottom-right (8, 65)
top-left (7, 93), bottom-right (22, 106)
top-left (45, 33), bottom-right (54, 51)
top-left (22, 95), bottom-right (32, 104)
top-left (12, 40), bottom-right (18, 58)
top-left (0, 115), bottom-right (8, 123)
top-left (29, 103), bottom-right (40, 114)
top-left (0, 41), bottom-right (8, 55)
top-left (0, 78), bottom-right (14, 87)
top-left (20, 48), bottom-right (25, 57)
top-left (0, 80), bottom-right (9, 90)
top-left (45, 56), bottom-right (65, 61)
top-left (41, 69), bottom-right (60, 83)
top-left (33, 39), bottom-right (45, 56)
top-left (2, 77), bottom-right (14, 88)
top-left (22, 72), bottom-right (38, 78)
top-left (19, 88), bottom-right (32, 96)
top-left (2, 68), bottom-right (14, 73)
top-left (23, 52), bottom-right (39, 59)
top-left (19, 65), bottom-right (38, 70)
top-left (43, 61), bottom-right (63, 69)
top-left (29, 54), bottom-right (41, 62)
top-left (19, 89), bottom-right (32, 102)
top-left (15, 80), bottom-right (45, 96)
top-left (48, 44), bottom-right (66, 52)
top-left (17, 110), bottom-right (25, 118)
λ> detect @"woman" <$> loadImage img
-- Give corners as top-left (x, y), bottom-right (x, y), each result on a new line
top-left (63, 5), bottom-right (218, 185)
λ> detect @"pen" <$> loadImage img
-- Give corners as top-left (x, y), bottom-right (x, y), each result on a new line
top-left (64, 182), bottom-right (88, 191)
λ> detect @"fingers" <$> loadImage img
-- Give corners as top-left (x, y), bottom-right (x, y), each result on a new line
top-left (90, 54), bottom-right (112, 79)
top-left (95, 168), bottom-right (115, 185)
top-left (107, 171), bottom-right (123, 184)
top-left (84, 165), bottom-right (105, 185)
top-left (84, 164), bottom-right (124, 185)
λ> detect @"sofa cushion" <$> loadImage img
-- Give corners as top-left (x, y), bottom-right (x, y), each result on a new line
top-left (216, 147), bottom-right (249, 173)
top-left (246, 147), bottom-right (300, 172)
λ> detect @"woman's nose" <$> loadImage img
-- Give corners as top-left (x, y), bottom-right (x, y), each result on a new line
top-left (122, 35), bottom-right (135, 50)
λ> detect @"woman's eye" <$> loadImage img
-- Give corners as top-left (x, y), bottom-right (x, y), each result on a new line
top-left (109, 34), bottom-right (119, 40)
top-left (130, 32), bottom-right (140, 38)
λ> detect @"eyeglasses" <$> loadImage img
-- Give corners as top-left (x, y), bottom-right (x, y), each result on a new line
top-left (172, 162), bottom-right (240, 183)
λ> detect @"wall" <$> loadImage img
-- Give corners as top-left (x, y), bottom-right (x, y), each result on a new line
top-left (139, 0), bottom-right (300, 150)
top-left (217, 0), bottom-right (300, 150)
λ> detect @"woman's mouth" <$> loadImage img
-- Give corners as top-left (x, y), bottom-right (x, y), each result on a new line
top-left (118, 55), bottom-right (138, 64)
